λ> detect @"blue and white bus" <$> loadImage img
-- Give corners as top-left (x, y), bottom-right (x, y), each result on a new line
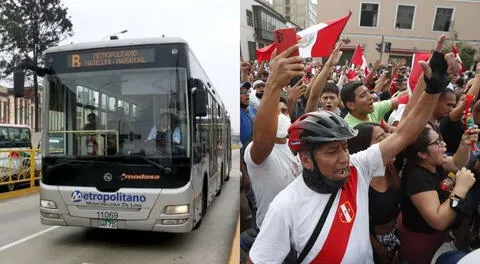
top-left (14, 37), bottom-right (232, 232)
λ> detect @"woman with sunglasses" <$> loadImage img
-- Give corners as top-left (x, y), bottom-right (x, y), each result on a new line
top-left (398, 126), bottom-right (478, 264)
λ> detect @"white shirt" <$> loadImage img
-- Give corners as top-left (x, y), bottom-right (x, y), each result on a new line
top-left (458, 249), bottom-right (480, 264)
top-left (249, 144), bottom-right (385, 264)
top-left (244, 142), bottom-right (302, 228)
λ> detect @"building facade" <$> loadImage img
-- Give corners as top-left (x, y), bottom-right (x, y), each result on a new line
top-left (316, 0), bottom-right (480, 65)
top-left (273, 0), bottom-right (318, 28)
top-left (241, 0), bottom-right (302, 61)
top-left (0, 85), bottom-right (41, 130)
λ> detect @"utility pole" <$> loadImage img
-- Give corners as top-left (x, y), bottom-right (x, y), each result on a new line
top-left (380, 35), bottom-right (384, 60)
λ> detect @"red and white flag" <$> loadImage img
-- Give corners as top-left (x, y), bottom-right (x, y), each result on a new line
top-left (255, 11), bottom-right (352, 62)
top-left (408, 52), bottom-right (432, 93)
top-left (452, 46), bottom-right (466, 73)
top-left (351, 44), bottom-right (369, 76)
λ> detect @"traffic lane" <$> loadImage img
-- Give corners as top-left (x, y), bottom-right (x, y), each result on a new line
top-left (0, 193), bottom-right (45, 247)
top-left (0, 150), bottom-right (240, 264)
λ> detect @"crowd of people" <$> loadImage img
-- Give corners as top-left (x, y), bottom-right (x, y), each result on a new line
top-left (239, 35), bottom-right (480, 264)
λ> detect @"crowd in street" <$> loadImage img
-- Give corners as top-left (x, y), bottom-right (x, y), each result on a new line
top-left (239, 35), bottom-right (480, 264)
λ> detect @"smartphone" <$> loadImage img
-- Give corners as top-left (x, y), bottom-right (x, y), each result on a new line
top-left (274, 28), bottom-right (299, 56)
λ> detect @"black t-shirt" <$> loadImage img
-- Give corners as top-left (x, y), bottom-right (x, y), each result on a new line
top-left (401, 164), bottom-right (449, 233)
top-left (439, 117), bottom-right (465, 154)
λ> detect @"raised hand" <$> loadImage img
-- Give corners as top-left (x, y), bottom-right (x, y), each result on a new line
top-left (267, 45), bottom-right (305, 91)
top-left (418, 34), bottom-right (460, 94)
top-left (286, 79), bottom-right (306, 102)
top-left (455, 167), bottom-right (476, 192)
top-left (327, 41), bottom-right (343, 67)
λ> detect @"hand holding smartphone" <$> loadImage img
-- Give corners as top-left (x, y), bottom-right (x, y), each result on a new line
top-left (274, 28), bottom-right (299, 57)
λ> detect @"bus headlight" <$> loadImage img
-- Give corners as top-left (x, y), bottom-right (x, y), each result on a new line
top-left (40, 200), bottom-right (57, 209)
top-left (164, 205), bottom-right (189, 214)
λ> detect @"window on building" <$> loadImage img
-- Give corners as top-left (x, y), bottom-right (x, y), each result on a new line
top-left (286, 6), bottom-right (290, 16)
top-left (248, 41), bottom-right (256, 61)
top-left (285, 0), bottom-right (290, 5)
top-left (433, 7), bottom-right (453, 32)
top-left (360, 3), bottom-right (379, 27)
top-left (246, 10), bottom-right (253, 27)
top-left (395, 5), bottom-right (415, 29)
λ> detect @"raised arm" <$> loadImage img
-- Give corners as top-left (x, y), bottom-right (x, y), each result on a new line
top-left (449, 64), bottom-right (480, 121)
top-left (249, 45), bottom-right (304, 165)
top-left (255, 61), bottom-right (266, 80)
top-left (380, 35), bottom-right (462, 165)
top-left (304, 41), bottom-right (343, 113)
top-left (411, 167), bottom-right (476, 231)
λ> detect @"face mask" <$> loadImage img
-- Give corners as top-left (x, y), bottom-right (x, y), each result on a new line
top-left (303, 153), bottom-right (348, 193)
top-left (276, 113), bottom-right (291, 138)
top-left (256, 92), bottom-right (263, 99)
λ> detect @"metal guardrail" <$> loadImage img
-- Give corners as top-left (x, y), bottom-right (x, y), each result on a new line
top-left (0, 148), bottom-right (41, 192)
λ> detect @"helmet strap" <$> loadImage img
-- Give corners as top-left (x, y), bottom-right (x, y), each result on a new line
top-left (303, 150), bottom-right (348, 194)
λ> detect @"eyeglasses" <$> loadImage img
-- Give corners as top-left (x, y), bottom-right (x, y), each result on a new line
top-left (240, 90), bottom-right (249, 95)
top-left (427, 138), bottom-right (446, 147)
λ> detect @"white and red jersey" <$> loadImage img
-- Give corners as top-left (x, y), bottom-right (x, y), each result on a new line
top-left (249, 144), bottom-right (385, 264)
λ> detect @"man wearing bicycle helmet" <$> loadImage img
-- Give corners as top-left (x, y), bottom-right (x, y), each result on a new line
top-left (247, 35), bottom-right (463, 264)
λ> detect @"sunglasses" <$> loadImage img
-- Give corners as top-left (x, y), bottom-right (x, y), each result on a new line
top-left (240, 90), bottom-right (249, 95)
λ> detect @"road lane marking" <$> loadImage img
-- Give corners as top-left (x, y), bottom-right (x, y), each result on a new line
top-left (0, 226), bottom-right (59, 252)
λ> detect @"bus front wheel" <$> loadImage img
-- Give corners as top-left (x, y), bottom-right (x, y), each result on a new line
top-left (194, 179), bottom-right (208, 230)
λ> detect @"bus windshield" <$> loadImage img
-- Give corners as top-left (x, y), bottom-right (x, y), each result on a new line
top-left (45, 67), bottom-right (189, 158)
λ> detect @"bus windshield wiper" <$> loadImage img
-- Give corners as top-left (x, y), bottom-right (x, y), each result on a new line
top-left (48, 159), bottom-right (123, 170)
top-left (124, 155), bottom-right (172, 174)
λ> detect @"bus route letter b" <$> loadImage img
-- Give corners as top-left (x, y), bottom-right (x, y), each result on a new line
top-left (71, 55), bottom-right (81, 67)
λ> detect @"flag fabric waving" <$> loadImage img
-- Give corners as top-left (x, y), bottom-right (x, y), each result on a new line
top-left (408, 52), bottom-right (432, 93)
top-left (255, 11), bottom-right (352, 62)
top-left (351, 44), bottom-right (369, 76)
top-left (452, 46), bottom-right (466, 73)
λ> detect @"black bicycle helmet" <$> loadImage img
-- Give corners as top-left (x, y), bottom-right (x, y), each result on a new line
top-left (288, 111), bottom-right (358, 154)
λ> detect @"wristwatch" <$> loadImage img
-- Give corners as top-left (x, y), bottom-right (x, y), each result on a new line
top-left (450, 194), bottom-right (465, 212)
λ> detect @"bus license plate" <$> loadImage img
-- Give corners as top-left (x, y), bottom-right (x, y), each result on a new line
top-left (98, 219), bottom-right (118, 229)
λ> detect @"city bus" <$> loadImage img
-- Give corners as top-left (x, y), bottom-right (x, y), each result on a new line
top-left (14, 37), bottom-right (232, 232)
top-left (0, 124), bottom-right (40, 191)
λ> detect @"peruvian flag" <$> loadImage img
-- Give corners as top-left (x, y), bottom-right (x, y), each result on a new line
top-left (351, 44), bottom-right (369, 76)
top-left (408, 52), bottom-right (432, 93)
top-left (255, 11), bottom-right (352, 61)
top-left (452, 46), bottom-right (467, 73)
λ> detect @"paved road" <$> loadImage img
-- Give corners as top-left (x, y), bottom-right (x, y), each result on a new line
top-left (0, 150), bottom-right (240, 264)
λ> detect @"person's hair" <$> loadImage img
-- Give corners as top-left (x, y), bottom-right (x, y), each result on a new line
top-left (348, 122), bottom-right (399, 188)
top-left (439, 88), bottom-right (455, 101)
top-left (455, 77), bottom-right (465, 88)
top-left (347, 122), bottom-right (378, 154)
top-left (321, 82), bottom-right (339, 96)
top-left (340, 81), bottom-right (364, 111)
top-left (279, 96), bottom-right (287, 105)
top-left (405, 127), bottom-right (432, 165)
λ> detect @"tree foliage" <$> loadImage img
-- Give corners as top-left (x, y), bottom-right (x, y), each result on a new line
top-left (0, 0), bottom-right (73, 77)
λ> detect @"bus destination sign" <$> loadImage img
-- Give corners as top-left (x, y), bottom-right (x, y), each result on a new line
top-left (69, 48), bottom-right (155, 68)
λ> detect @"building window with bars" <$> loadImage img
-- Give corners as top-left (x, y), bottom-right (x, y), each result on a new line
top-left (395, 5), bottom-right (415, 30)
top-left (360, 3), bottom-right (379, 27)
top-left (433, 7), bottom-right (454, 32)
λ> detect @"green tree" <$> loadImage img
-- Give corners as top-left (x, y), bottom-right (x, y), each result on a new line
top-left (0, 0), bottom-right (73, 131)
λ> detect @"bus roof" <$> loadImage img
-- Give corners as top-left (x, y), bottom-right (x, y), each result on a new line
top-left (45, 37), bottom-right (188, 53)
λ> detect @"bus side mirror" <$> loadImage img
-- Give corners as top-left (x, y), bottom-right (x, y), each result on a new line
top-left (193, 88), bottom-right (207, 117)
top-left (14, 70), bottom-right (25, 97)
